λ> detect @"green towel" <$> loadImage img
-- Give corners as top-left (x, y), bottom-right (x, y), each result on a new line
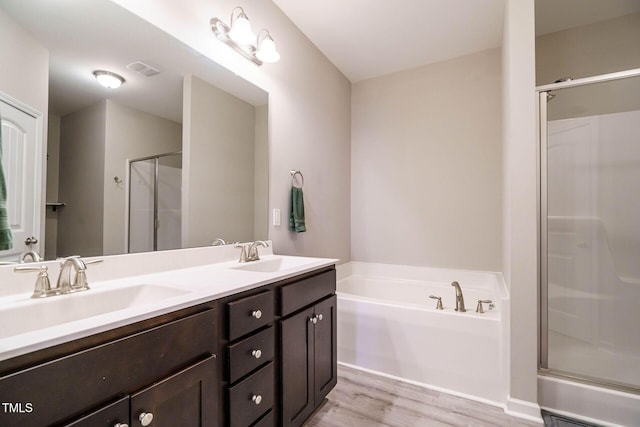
top-left (0, 117), bottom-right (13, 251)
top-left (289, 186), bottom-right (306, 233)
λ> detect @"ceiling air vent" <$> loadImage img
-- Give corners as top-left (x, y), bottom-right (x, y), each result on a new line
top-left (126, 61), bottom-right (160, 77)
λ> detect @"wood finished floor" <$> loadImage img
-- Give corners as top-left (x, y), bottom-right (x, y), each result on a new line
top-left (306, 365), bottom-right (541, 427)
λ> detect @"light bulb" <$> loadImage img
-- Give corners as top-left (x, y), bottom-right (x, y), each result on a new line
top-left (256, 36), bottom-right (280, 63)
top-left (93, 71), bottom-right (124, 89)
top-left (229, 13), bottom-right (255, 45)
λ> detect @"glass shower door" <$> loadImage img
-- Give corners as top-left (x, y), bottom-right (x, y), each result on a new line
top-left (128, 153), bottom-right (182, 253)
top-left (541, 74), bottom-right (640, 390)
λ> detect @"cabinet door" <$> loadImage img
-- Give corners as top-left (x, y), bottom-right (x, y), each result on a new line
top-left (130, 356), bottom-right (217, 427)
top-left (313, 295), bottom-right (337, 407)
top-left (280, 306), bottom-right (314, 427)
top-left (64, 396), bottom-right (129, 427)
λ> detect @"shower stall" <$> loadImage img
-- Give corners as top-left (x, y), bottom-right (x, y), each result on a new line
top-left (538, 69), bottom-right (640, 422)
top-left (128, 152), bottom-right (182, 253)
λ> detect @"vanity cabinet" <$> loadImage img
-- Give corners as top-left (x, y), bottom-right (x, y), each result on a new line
top-left (0, 308), bottom-right (218, 427)
top-left (279, 272), bottom-right (337, 427)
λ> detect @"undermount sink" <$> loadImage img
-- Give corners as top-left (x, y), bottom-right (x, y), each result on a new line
top-left (232, 256), bottom-right (315, 273)
top-left (0, 284), bottom-right (189, 339)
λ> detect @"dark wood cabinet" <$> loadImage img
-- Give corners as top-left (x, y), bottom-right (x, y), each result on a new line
top-left (280, 295), bottom-right (337, 427)
top-left (0, 308), bottom-right (218, 427)
top-left (1, 265), bottom-right (336, 427)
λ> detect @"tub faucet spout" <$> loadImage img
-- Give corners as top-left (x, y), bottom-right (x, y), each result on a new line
top-left (451, 281), bottom-right (466, 312)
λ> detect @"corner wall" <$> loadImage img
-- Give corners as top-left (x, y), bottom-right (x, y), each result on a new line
top-left (501, 0), bottom-right (541, 421)
top-left (351, 49), bottom-right (503, 271)
top-left (110, 0), bottom-right (352, 262)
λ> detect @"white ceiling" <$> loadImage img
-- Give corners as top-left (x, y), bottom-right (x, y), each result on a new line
top-left (274, 0), bottom-right (640, 83)
top-left (0, 0), bottom-right (267, 123)
top-left (273, 0), bottom-right (506, 83)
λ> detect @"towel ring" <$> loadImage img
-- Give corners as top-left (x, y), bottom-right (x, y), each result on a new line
top-left (290, 170), bottom-right (304, 188)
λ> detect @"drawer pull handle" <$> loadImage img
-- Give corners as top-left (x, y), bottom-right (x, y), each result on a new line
top-left (252, 394), bottom-right (262, 405)
top-left (251, 310), bottom-right (262, 319)
top-left (252, 349), bottom-right (262, 359)
top-left (139, 412), bottom-right (154, 426)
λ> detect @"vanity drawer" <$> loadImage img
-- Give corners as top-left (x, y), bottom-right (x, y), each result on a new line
top-left (227, 326), bottom-right (274, 383)
top-left (252, 410), bottom-right (274, 427)
top-left (279, 269), bottom-right (336, 317)
top-left (227, 290), bottom-right (274, 341)
top-left (228, 362), bottom-right (274, 427)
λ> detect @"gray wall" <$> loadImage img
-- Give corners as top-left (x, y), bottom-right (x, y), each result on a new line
top-left (536, 12), bottom-right (640, 85)
top-left (45, 114), bottom-right (61, 259)
top-left (182, 74), bottom-right (257, 246)
top-left (103, 100), bottom-right (182, 255)
top-left (502, 0), bottom-right (539, 414)
top-left (112, 0), bottom-right (352, 263)
top-left (58, 102), bottom-right (106, 257)
top-left (254, 104), bottom-right (269, 240)
top-left (351, 48), bottom-right (503, 271)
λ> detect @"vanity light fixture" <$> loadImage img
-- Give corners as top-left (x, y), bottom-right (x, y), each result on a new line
top-left (93, 70), bottom-right (125, 89)
top-left (210, 6), bottom-right (280, 66)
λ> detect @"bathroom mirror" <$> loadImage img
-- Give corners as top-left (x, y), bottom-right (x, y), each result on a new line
top-left (0, 0), bottom-right (269, 260)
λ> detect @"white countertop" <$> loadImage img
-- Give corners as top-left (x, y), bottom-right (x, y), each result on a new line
top-left (0, 248), bottom-right (337, 363)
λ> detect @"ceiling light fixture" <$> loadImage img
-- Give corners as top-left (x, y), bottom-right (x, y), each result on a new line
top-left (93, 70), bottom-right (125, 89)
top-left (210, 6), bottom-right (280, 66)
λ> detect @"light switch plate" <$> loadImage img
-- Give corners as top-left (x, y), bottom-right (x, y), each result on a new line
top-left (273, 208), bottom-right (281, 226)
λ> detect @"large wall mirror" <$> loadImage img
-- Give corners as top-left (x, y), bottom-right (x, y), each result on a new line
top-left (0, 0), bottom-right (269, 261)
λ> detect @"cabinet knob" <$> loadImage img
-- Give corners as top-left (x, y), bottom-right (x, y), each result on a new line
top-left (317, 313), bottom-right (323, 321)
top-left (252, 394), bottom-right (262, 405)
top-left (114, 424), bottom-right (129, 427)
top-left (251, 310), bottom-right (262, 319)
top-left (139, 412), bottom-right (154, 426)
top-left (309, 316), bottom-right (317, 324)
top-left (251, 349), bottom-right (262, 359)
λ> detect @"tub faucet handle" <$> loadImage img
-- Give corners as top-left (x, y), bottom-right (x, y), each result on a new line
top-left (429, 295), bottom-right (444, 310)
top-left (476, 299), bottom-right (493, 313)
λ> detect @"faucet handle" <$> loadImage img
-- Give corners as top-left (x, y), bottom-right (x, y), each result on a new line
top-left (14, 265), bottom-right (55, 298)
top-left (476, 299), bottom-right (493, 313)
top-left (235, 243), bottom-right (249, 263)
top-left (428, 295), bottom-right (444, 310)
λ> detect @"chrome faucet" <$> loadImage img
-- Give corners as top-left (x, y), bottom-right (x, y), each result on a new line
top-left (451, 281), bottom-right (466, 312)
top-left (247, 241), bottom-right (269, 261)
top-left (235, 241), bottom-right (270, 263)
top-left (21, 250), bottom-right (43, 263)
top-left (55, 256), bottom-right (103, 294)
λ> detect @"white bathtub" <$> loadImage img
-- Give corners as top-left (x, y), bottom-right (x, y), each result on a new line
top-left (336, 262), bottom-right (510, 405)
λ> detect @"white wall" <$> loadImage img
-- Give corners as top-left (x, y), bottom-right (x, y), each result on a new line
top-left (351, 49), bottom-right (503, 271)
top-left (109, 0), bottom-right (352, 262)
top-left (103, 100), bottom-right (182, 255)
top-left (44, 114), bottom-right (60, 259)
top-left (501, 0), bottom-right (540, 419)
top-left (182, 74), bottom-right (256, 246)
top-left (58, 102), bottom-right (106, 257)
top-left (0, 8), bottom-right (49, 253)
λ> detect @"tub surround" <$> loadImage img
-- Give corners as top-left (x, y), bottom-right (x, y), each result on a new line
top-left (337, 262), bottom-right (511, 409)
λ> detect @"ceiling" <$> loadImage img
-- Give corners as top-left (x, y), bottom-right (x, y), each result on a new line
top-left (273, 0), bottom-right (506, 83)
top-left (0, 0), bottom-right (267, 123)
top-left (273, 0), bottom-right (640, 83)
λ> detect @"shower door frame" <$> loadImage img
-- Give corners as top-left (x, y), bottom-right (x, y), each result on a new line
top-left (127, 151), bottom-right (182, 253)
top-left (537, 67), bottom-right (640, 392)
